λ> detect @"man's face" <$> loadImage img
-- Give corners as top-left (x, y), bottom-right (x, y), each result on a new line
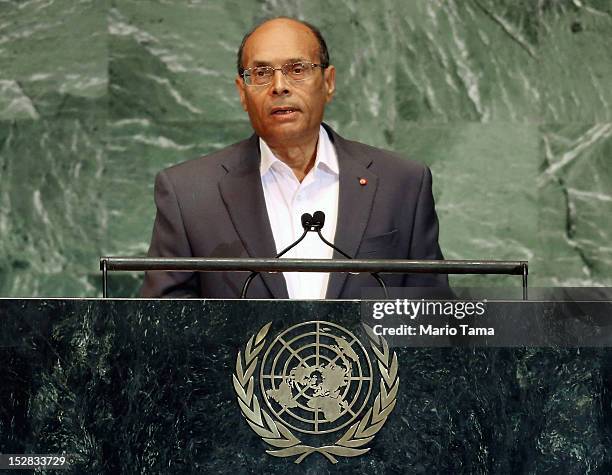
top-left (235, 19), bottom-right (335, 147)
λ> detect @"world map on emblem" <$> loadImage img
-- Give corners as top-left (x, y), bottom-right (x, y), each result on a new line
top-left (260, 321), bottom-right (373, 434)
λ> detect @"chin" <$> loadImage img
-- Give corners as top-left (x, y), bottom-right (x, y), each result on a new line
top-left (262, 124), bottom-right (307, 142)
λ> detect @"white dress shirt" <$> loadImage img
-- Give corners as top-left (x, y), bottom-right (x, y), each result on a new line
top-left (259, 126), bottom-right (339, 299)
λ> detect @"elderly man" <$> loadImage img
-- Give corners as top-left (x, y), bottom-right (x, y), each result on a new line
top-left (141, 17), bottom-right (446, 299)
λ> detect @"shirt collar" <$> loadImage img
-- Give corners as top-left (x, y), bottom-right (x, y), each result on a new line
top-left (259, 125), bottom-right (339, 177)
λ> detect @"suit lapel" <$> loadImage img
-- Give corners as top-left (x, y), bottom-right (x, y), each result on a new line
top-left (325, 127), bottom-right (378, 299)
top-left (218, 136), bottom-right (289, 299)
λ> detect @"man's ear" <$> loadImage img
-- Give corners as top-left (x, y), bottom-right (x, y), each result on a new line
top-left (324, 65), bottom-right (336, 103)
top-left (235, 75), bottom-right (248, 111)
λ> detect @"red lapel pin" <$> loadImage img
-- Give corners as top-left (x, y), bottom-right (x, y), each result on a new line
top-left (359, 178), bottom-right (367, 186)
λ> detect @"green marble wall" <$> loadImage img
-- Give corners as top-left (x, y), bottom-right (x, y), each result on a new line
top-left (1, 0), bottom-right (611, 296)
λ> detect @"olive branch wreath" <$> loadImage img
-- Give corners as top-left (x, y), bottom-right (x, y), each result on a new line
top-left (232, 322), bottom-right (399, 464)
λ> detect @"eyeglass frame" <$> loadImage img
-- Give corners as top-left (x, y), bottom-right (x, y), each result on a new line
top-left (240, 61), bottom-right (329, 86)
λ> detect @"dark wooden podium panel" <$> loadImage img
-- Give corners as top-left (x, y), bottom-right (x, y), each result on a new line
top-left (0, 299), bottom-right (610, 473)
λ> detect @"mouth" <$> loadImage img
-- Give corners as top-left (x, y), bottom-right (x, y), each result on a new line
top-left (270, 106), bottom-right (300, 116)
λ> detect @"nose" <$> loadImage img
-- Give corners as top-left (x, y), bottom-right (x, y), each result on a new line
top-left (270, 69), bottom-right (290, 96)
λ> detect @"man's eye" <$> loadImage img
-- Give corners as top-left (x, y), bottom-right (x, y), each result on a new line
top-left (254, 69), bottom-right (268, 77)
top-left (290, 64), bottom-right (305, 74)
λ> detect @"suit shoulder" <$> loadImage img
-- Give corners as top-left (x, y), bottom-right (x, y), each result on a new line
top-left (158, 137), bottom-right (254, 185)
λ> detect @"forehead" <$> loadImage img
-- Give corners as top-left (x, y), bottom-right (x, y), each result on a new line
top-left (242, 19), bottom-right (319, 66)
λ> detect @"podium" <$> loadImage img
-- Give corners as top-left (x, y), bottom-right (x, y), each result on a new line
top-left (1, 298), bottom-right (610, 473)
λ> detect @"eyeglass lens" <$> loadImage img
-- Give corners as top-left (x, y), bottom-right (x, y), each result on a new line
top-left (245, 63), bottom-right (315, 85)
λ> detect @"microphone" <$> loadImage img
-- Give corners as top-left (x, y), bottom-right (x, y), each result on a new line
top-left (301, 212), bottom-right (313, 230)
top-left (311, 210), bottom-right (325, 230)
top-left (240, 213), bottom-right (316, 298)
top-left (308, 211), bottom-right (388, 298)
top-left (240, 211), bottom-right (388, 298)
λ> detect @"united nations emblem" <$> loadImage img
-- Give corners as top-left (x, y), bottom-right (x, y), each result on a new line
top-left (233, 321), bottom-right (399, 464)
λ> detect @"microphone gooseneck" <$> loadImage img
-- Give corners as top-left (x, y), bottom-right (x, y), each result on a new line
top-left (276, 213), bottom-right (312, 258)
top-left (240, 213), bottom-right (314, 298)
top-left (310, 211), bottom-right (388, 298)
top-left (240, 210), bottom-right (389, 299)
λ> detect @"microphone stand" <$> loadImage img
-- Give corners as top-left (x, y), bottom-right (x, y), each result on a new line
top-left (241, 211), bottom-right (389, 299)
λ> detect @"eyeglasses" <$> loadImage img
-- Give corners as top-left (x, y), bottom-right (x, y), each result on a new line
top-left (242, 62), bottom-right (327, 86)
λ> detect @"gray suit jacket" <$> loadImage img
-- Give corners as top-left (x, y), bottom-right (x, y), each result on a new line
top-left (141, 124), bottom-right (447, 299)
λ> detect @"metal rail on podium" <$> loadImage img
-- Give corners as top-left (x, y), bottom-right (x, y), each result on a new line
top-left (99, 257), bottom-right (529, 299)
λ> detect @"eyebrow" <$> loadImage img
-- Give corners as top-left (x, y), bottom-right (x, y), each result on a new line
top-left (250, 58), bottom-right (308, 67)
